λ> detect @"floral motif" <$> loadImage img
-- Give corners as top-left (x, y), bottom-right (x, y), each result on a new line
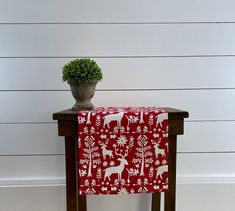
top-left (78, 116), bottom-right (86, 124)
top-left (128, 115), bottom-right (139, 123)
top-left (118, 187), bottom-right (129, 194)
top-left (78, 107), bottom-right (169, 195)
top-left (117, 135), bottom-right (128, 147)
top-left (79, 169), bottom-right (87, 177)
top-left (103, 161), bottom-right (108, 167)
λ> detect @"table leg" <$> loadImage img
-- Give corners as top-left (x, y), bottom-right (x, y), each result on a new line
top-left (65, 136), bottom-right (87, 211)
top-left (164, 135), bottom-right (177, 211)
top-left (151, 193), bottom-right (161, 211)
top-left (78, 196), bottom-right (87, 211)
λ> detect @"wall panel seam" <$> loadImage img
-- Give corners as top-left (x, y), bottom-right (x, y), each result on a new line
top-left (1, 22), bottom-right (235, 25)
top-left (2, 55), bottom-right (235, 59)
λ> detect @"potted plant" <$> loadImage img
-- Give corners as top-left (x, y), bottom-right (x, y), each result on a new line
top-left (62, 58), bottom-right (103, 111)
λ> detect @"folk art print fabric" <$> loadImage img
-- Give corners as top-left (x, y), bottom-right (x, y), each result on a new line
top-left (77, 107), bottom-right (168, 195)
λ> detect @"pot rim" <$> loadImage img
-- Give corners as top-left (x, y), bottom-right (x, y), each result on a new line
top-left (67, 80), bottom-right (98, 85)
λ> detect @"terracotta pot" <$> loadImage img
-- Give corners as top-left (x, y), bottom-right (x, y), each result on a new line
top-left (67, 80), bottom-right (97, 111)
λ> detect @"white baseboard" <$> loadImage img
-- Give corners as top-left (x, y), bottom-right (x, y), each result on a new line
top-left (177, 175), bottom-right (235, 184)
top-left (0, 178), bottom-right (65, 187)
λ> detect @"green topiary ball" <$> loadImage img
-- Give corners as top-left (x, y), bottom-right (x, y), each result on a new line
top-left (62, 58), bottom-right (103, 82)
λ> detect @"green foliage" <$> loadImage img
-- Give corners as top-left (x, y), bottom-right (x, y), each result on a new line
top-left (62, 58), bottom-right (103, 82)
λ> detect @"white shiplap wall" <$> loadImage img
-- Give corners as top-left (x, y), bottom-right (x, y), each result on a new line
top-left (0, 0), bottom-right (235, 210)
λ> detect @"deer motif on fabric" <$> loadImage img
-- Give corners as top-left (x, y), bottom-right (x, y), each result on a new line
top-left (156, 113), bottom-right (168, 127)
top-left (152, 140), bottom-right (166, 158)
top-left (77, 107), bottom-right (169, 195)
top-left (103, 112), bottom-right (124, 129)
top-left (104, 146), bottom-right (129, 181)
top-left (156, 165), bottom-right (168, 179)
top-left (99, 140), bottom-right (113, 160)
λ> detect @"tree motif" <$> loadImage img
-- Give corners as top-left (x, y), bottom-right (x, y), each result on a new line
top-left (95, 115), bottom-right (101, 129)
top-left (135, 135), bottom-right (153, 176)
top-left (148, 114), bottom-right (154, 128)
top-left (139, 110), bottom-right (144, 123)
top-left (78, 107), bottom-right (169, 195)
top-left (92, 158), bottom-right (101, 168)
top-left (86, 112), bottom-right (91, 124)
top-left (83, 136), bottom-right (100, 177)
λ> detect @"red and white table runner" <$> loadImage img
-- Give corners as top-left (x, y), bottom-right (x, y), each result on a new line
top-left (77, 107), bottom-right (168, 195)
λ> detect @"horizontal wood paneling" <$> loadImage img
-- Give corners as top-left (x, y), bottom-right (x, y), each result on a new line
top-left (1, 57), bottom-right (235, 90)
top-left (0, 153), bottom-right (234, 183)
top-left (0, 90), bottom-right (234, 123)
top-left (1, 121), bottom-right (234, 155)
top-left (0, 155), bottom-right (65, 180)
top-left (1, 0), bottom-right (234, 210)
top-left (177, 183), bottom-right (235, 211)
top-left (0, 91), bottom-right (73, 123)
top-left (178, 121), bottom-right (235, 152)
top-left (0, 186), bottom-right (66, 211)
top-left (1, 24), bottom-right (235, 57)
top-left (0, 124), bottom-right (64, 155)
top-left (0, 0), bottom-right (235, 23)
top-left (177, 153), bottom-right (235, 177)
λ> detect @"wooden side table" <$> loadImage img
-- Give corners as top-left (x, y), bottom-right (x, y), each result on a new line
top-left (53, 107), bottom-right (188, 211)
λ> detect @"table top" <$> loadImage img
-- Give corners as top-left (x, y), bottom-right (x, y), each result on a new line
top-left (53, 107), bottom-right (189, 121)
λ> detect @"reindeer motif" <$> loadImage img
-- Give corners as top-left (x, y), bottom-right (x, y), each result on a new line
top-left (156, 165), bottom-right (168, 179)
top-left (103, 112), bottom-right (124, 129)
top-left (98, 140), bottom-right (113, 160)
top-left (156, 113), bottom-right (168, 127)
top-left (104, 146), bottom-right (129, 181)
top-left (152, 140), bottom-right (166, 158)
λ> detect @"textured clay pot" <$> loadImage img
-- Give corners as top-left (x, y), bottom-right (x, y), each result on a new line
top-left (67, 80), bottom-right (97, 111)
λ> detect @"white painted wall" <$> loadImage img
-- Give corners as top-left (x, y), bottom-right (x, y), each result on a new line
top-left (0, 0), bottom-right (235, 210)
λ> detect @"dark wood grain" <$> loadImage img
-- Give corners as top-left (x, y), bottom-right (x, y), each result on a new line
top-left (53, 107), bottom-right (189, 121)
top-left (65, 136), bottom-right (79, 211)
top-left (58, 120), bottom-right (78, 136)
top-left (65, 136), bottom-right (87, 211)
top-left (151, 193), bottom-right (161, 211)
top-left (169, 118), bottom-right (184, 135)
top-left (164, 135), bottom-right (177, 211)
top-left (78, 196), bottom-right (87, 211)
